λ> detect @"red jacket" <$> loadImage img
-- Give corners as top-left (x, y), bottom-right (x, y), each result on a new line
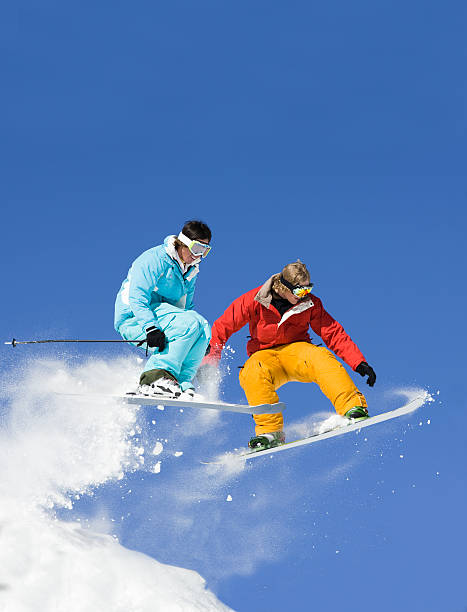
top-left (208, 276), bottom-right (365, 371)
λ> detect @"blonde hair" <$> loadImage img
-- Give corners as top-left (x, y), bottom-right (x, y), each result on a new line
top-left (272, 260), bottom-right (310, 295)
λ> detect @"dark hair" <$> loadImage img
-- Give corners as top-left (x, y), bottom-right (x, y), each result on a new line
top-left (181, 220), bottom-right (212, 242)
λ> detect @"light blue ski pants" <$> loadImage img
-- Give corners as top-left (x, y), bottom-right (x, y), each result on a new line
top-left (117, 304), bottom-right (211, 391)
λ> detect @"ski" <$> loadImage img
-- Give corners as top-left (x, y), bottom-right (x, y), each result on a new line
top-left (207, 393), bottom-right (428, 463)
top-left (56, 392), bottom-right (286, 415)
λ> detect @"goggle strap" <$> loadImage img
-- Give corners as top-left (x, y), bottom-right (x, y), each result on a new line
top-left (279, 274), bottom-right (295, 292)
top-left (177, 232), bottom-right (194, 248)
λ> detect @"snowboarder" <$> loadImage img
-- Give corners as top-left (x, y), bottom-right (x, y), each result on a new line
top-left (203, 260), bottom-right (376, 450)
top-left (115, 220), bottom-right (212, 399)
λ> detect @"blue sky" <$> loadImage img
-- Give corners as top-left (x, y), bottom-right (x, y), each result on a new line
top-left (1, 1), bottom-right (466, 610)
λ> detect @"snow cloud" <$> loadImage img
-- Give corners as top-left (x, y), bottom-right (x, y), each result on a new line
top-left (0, 354), bottom-right (433, 611)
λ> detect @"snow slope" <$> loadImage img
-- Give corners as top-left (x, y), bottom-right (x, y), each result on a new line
top-left (0, 507), bottom-right (232, 612)
top-left (0, 357), bottom-right (232, 612)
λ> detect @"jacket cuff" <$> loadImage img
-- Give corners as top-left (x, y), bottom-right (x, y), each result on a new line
top-left (352, 358), bottom-right (366, 371)
top-left (144, 323), bottom-right (159, 333)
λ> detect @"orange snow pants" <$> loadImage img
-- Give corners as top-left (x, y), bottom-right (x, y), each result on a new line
top-left (239, 342), bottom-right (367, 435)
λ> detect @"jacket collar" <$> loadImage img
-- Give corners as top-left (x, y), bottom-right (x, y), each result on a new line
top-left (277, 298), bottom-right (314, 327)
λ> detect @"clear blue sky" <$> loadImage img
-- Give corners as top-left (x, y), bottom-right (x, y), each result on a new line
top-left (1, 1), bottom-right (466, 610)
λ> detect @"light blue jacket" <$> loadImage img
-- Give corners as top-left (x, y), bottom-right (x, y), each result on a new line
top-left (114, 236), bottom-right (200, 334)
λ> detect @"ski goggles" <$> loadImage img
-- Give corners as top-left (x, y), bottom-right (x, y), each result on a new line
top-left (177, 232), bottom-right (212, 258)
top-left (280, 274), bottom-right (314, 298)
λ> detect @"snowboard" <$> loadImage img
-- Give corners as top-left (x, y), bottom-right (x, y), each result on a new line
top-left (56, 392), bottom-right (286, 415)
top-left (208, 393), bottom-right (428, 463)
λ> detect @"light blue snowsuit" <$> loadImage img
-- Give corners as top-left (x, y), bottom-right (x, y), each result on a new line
top-left (114, 236), bottom-right (210, 391)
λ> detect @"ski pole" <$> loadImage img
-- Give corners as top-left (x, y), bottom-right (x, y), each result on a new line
top-left (4, 338), bottom-right (143, 347)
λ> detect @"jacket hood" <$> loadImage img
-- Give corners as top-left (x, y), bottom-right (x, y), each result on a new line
top-left (163, 234), bottom-right (174, 249)
top-left (254, 275), bottom-right (278, 307)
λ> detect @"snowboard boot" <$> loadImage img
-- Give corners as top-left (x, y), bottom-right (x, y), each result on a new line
top-left (138, 369), bottom-right (182, 398)
top-left (248, 430), bottom-right (286, 452)
top-left (345, 406), bottom-right (370, 422)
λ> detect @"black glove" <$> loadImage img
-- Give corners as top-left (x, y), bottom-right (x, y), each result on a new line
top-left (356, 361), bottom-right (376, 387)
top-left (140, 327), bottom-right (166, 351)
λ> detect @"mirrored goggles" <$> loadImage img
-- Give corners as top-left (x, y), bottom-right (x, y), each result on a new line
top-left (292, 285), bottom-right (313, 298)
top-left (280, 274), bottom-right (313, 298)
top-left (178, 232), bottom-right (212, 258)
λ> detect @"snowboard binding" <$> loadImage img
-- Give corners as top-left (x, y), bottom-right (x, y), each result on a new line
top-left (248, 431), bottom-right (286, 452)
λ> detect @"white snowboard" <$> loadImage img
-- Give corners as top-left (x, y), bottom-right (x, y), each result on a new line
top-left (56, 392), bottom-right (286, 415)
top-left (210, 393), bottom-right (428, 462)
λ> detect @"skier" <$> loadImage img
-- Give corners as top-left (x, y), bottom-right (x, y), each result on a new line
top-left (115, 220), bottom-right (212, 399)
top-left (203, 260), bottom-right (376, 450)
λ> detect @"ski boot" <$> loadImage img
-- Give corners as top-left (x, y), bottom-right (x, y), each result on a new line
top-left (248, 430), bottom-right (286, 452)
top-left (345, 406), bottom-right (370, 422)
top-left (178, 388), bottom-right (205, 402)
top-left (138, 369), bottom-right (182, 398)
